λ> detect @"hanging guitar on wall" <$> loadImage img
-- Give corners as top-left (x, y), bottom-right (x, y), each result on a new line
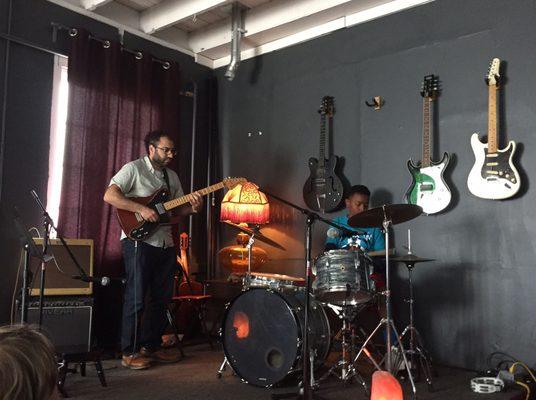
top-left (405, 75), bottom-right (452, 214)
top-left (467, 58), bottom-right (521, 200)
top-left (303, 96), bottom-right (344, 213)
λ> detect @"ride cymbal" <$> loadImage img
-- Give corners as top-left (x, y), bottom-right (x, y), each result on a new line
top-left (347, 204), bottom-right (422, 228)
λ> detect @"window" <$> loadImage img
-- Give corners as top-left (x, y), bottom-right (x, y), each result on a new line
top-left (46, 55), bottom-right (69, 237)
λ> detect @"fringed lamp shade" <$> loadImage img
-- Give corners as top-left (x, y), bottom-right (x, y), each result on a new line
top-left (219, 182), bottom-right (270, 274)
top-left (220, 182), bottom-right (269, 225)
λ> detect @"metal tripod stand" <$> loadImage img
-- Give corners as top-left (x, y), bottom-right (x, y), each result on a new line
top-left (217, 229), bottom-right (256, 378)
top-left (391, 253), bottom-right (435, 391)
top-left (315, 305), bottom-right (369, 392)
top-left (347, 205), bottom-right (419, 399)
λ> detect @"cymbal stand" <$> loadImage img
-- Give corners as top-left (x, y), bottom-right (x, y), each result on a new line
top-left (350, 207), bottom-right (417, 398)
top-left (394, 259), bottom-right (434, 390)
top-left (217, 232), bottom-right (256, 379)
top-left (314, 306), bottom-right (368, 392)
top-left (243, 233), bottom-right (255, 289)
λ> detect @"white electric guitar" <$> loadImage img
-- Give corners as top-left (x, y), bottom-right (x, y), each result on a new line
top-left (467, 58), bottom-right (521, 200)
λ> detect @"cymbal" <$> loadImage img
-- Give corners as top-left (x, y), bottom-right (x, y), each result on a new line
top-left (392, 254), bottom-right (435, 264)
top-left (347, 204), bottom-right (423, 228)
top-left (367, 248), bottom-right (395, 257)
top-left (223, 221), bottom-right (286, 251)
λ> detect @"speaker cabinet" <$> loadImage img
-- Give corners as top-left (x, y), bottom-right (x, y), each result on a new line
top-left (30, 238), bottom-right (93, 296)
top-left (26, 296), bottom-right (93, 353)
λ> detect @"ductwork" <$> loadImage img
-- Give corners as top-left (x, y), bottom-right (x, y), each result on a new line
top-left (224, 2), bottom-right (246, 81)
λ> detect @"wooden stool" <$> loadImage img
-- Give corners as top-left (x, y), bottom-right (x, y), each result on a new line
top-left (56, 349), bottom-right (106, 398)
top-left (168, 281), bottom-right (214, 349)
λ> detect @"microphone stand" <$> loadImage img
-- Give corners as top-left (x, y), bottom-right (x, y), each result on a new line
top-left (259, 187), bottom-right (336, 400)
top-left (29, 190), bottom-right (93, 328)
top-left (12, 207), bottom-right (50, 323)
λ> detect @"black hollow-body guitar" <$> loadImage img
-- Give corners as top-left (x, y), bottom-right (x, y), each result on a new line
top-left (303, 96), bottom-right (343, 213)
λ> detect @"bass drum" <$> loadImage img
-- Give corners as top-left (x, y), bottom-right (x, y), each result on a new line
top-left (222, 288), bottom-right (331, 387)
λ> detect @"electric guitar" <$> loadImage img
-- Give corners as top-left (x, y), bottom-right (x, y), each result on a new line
top-left (117, 177), bottom-right (246, 241)
top-left (405, 75), bottom-right (452, 214)
top-left (303, 96), bottom-right (344, 213)
top-left (467, 58), bottom-right (520, 199)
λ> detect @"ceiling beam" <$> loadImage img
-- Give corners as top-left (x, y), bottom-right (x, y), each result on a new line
top-left (80, 0), bottom-right (113, 11)
top-left (140, 0), bottom-right (231, 34)
top-left (189, 0), bottom-right (354, 53)
top-left (211, 0), bottom-right (435, 68)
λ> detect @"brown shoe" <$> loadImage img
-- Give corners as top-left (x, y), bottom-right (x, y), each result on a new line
top-left (121, 354), bottom-right (152, 370)
top-left (140, 346), bottom-right (181, 363)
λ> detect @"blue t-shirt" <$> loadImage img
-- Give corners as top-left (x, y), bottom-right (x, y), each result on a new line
top-left (325, 215), bottom-right (385, 252)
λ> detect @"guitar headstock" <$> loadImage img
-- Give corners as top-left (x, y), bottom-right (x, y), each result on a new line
top-left (223, 177), bottom-right (247, 189)
top-left (420, 75), bottom-right (440, 99)
top-left (318, 96), bottom-right (335, 117)
top-left (179, 232), bottom-right (189, 251)
top-left (486, 58), bottom-right (501, 86)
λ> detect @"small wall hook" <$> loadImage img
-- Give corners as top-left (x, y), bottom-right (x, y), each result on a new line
top-left (365, 96), bottom-right (384, 110)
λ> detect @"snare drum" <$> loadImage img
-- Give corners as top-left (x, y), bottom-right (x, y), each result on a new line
top-left (313, 249), bottom-right (373, 305)
top-left (244, 272), bottom-right (305, 291)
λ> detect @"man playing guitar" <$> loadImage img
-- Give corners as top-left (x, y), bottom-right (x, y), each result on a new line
top-left (104, 130), bottom-right (202, 370)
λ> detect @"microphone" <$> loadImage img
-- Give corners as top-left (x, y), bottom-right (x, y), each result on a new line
top-left (72, 275), bottom-right (126, 286)
top-left (327, 227), bottom-right (363, 238)
top-left (326, 227), bottom-right (342, 238)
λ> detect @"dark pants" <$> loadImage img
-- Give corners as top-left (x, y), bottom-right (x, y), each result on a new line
top-left (121, 239), bottom-right (176, 355)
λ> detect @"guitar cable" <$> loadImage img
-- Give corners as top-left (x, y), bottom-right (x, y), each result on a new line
top-left (133, 240), bottom-right (139, 357)
top-left (509, 362), bottom-right (536, 400)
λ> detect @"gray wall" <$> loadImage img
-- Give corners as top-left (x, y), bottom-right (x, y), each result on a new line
top-left (216, 0), bottom-right (536, 370)
top-left (0, 0), bottom-right (212, 331)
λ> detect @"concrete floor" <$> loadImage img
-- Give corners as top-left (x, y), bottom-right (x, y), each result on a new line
top-left (62, 344), bottom-right (521, 400)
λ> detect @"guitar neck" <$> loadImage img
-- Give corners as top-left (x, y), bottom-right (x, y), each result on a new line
top-left (318, 114), bottom-right (326, 167)
top-left (163, 182), bottom-right (224, 211)
top-left (488, 84), bottom-right (498, 153)
top-left (421, 97), bottom-right (432, 167)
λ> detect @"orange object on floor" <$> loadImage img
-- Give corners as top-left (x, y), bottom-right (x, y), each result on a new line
top-left (370, 370), bottom-right (403, 400)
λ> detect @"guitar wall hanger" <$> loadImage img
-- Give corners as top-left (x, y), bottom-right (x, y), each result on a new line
top-left (365, 96), bottom-right (384, 110)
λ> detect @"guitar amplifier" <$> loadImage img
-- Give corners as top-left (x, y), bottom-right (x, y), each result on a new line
top-left (30, 238), bottom-right (94, 296)
top-left (25, 296), bottom-right (93, 354)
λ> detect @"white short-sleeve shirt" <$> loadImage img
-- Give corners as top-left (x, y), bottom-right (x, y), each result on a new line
top-left (110, 156), bottom-right (184, 248)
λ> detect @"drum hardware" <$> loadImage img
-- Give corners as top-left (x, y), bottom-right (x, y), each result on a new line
top-left (217, 355), bottom-right (233, 379)
top-left (216, 223), bottom-right (259, 379)
top-left (391, 252), bottom-right (435, 391)
top-left (257, 187), bottom-right (346, 400)
top-left (314, 305), bottom-right (369, 393)
top-left (348, 204), bottom-right (422, 399)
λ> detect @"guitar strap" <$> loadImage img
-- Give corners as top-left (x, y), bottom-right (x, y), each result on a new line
top-left (162, 167), bottom-right (170, 192)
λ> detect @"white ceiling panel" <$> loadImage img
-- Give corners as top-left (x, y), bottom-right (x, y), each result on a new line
top-left (47, 0), bottom-right (434, 69)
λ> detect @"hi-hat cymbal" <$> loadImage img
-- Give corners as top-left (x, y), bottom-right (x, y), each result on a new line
top-left (367, 248), bottom-right (395, 257)
top-left (223, 221), bottom-right (286, 251)
top-left (392, 254), bottom-right (435, 264)
top-left (347, 204), bottom-right (423, 228)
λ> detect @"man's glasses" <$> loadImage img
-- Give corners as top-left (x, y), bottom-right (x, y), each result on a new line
top-left (155, 146), bottom-right (177, 156)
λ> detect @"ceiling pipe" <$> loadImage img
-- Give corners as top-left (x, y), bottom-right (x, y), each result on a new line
top-left (224, 2), bottom-right (246, 81)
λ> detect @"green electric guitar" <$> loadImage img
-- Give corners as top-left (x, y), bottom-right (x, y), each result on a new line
top-left (405, 75), bottom-right (452, 214)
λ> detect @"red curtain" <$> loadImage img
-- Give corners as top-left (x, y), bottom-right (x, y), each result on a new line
top-left (57, 29), bottom-right (182, 348)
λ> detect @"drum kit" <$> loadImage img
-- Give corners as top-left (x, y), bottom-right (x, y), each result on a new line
top-left (218, 201), bottom-right (434, 399)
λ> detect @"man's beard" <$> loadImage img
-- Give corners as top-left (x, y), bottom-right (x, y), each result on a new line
top-left (152, 153), bottom-right (171, 168)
